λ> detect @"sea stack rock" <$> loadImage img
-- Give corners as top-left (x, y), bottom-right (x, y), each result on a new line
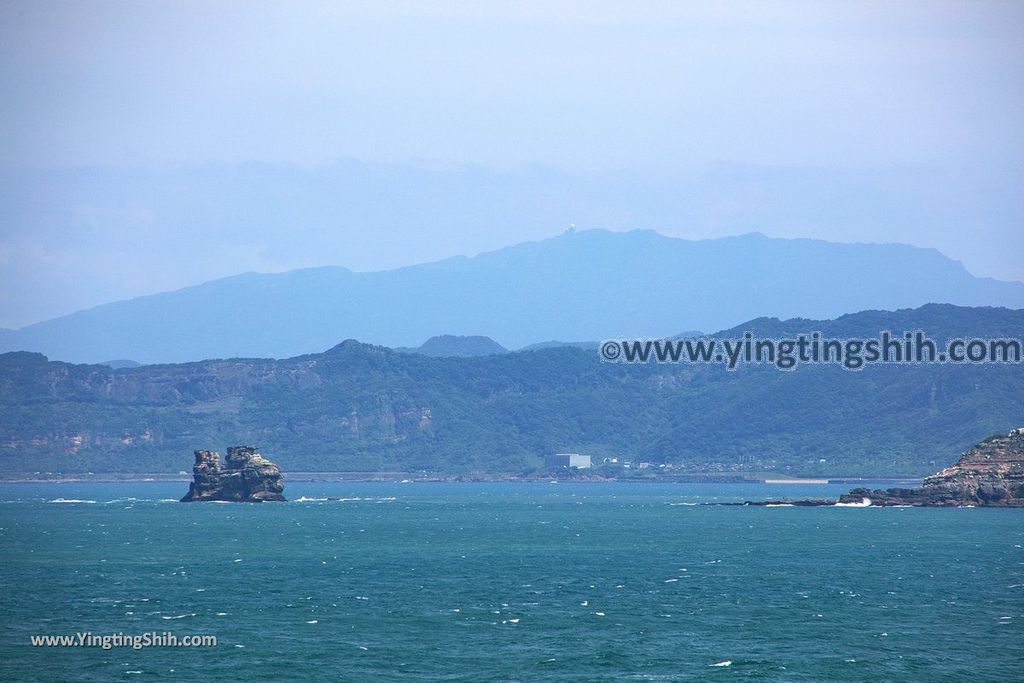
top-left (180, 445), bottom-right (286, 502)
top-left (839, 427), bottom-right (1024, 507)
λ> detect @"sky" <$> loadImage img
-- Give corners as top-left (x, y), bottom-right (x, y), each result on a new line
top-left (1, 0), bottom-right (1022, 328)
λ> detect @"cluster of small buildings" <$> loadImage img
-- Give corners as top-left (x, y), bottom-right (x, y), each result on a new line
top-left (543, 453), bottom-right (673, 471)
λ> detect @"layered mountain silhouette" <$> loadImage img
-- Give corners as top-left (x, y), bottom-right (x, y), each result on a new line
top-left (2, 229), bottom-right (1022, 363)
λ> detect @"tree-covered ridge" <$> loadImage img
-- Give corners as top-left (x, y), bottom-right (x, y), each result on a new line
top-left (0, 305), bottom-right (1021, 476)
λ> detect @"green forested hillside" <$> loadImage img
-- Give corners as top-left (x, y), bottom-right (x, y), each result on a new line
top-left (1, 305), bottom-right (1021, 476)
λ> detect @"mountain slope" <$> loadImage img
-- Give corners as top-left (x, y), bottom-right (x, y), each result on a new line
top-left (2, 230), bottom-right (1023, 363)
top-left (394, 335), bottom-right (509, 357)
top-left (1, 305), bottom-right (1021, 477)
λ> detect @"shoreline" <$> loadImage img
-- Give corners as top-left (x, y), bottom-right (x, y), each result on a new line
top-left (0, 473), bottom-right (924, 485)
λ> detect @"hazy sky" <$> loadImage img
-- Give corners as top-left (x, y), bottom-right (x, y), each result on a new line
top-left (1, 1), bottom-right (1022, 328)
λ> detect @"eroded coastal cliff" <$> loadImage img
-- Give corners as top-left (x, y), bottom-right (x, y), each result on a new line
top-left (838, 427), bottom-right (1024, 507)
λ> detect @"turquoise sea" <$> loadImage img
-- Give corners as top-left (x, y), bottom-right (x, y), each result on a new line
top-left (1, 482), bottom-right (1021, 682)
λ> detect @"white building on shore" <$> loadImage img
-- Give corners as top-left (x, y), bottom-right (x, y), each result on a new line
top-left (545, 453), bottom-right (592, 469)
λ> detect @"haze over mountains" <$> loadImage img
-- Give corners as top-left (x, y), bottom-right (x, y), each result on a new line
top-left (2, 229), bottom-right (1023, 364)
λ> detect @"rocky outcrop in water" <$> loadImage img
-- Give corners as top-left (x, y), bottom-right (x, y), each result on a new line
top-left (836, 428), bottom-right (1024, 507)
top-left (730, 428), bottom-right (1024, 508)
top-left (180, 446), bottom-right (285, 502)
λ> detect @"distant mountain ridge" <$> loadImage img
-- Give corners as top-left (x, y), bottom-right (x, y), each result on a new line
top-left (395, 335), bottom-right (509, 357)
top-left (1, 229), bottom-right (1022, 363)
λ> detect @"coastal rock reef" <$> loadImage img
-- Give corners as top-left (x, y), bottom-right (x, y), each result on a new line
top-left (837, 427), bottom-right (1024, 507)
top-left (180, 446), bottom-right (286, 502)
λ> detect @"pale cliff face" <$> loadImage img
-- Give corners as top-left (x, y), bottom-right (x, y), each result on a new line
top-left (926, 429), bottom-right (1024, 481)
top-left (842, 428), bottom-right (1024, 507)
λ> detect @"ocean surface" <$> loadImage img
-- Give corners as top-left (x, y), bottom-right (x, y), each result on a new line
top-left (1, 481), bottom-right (1021, 682)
